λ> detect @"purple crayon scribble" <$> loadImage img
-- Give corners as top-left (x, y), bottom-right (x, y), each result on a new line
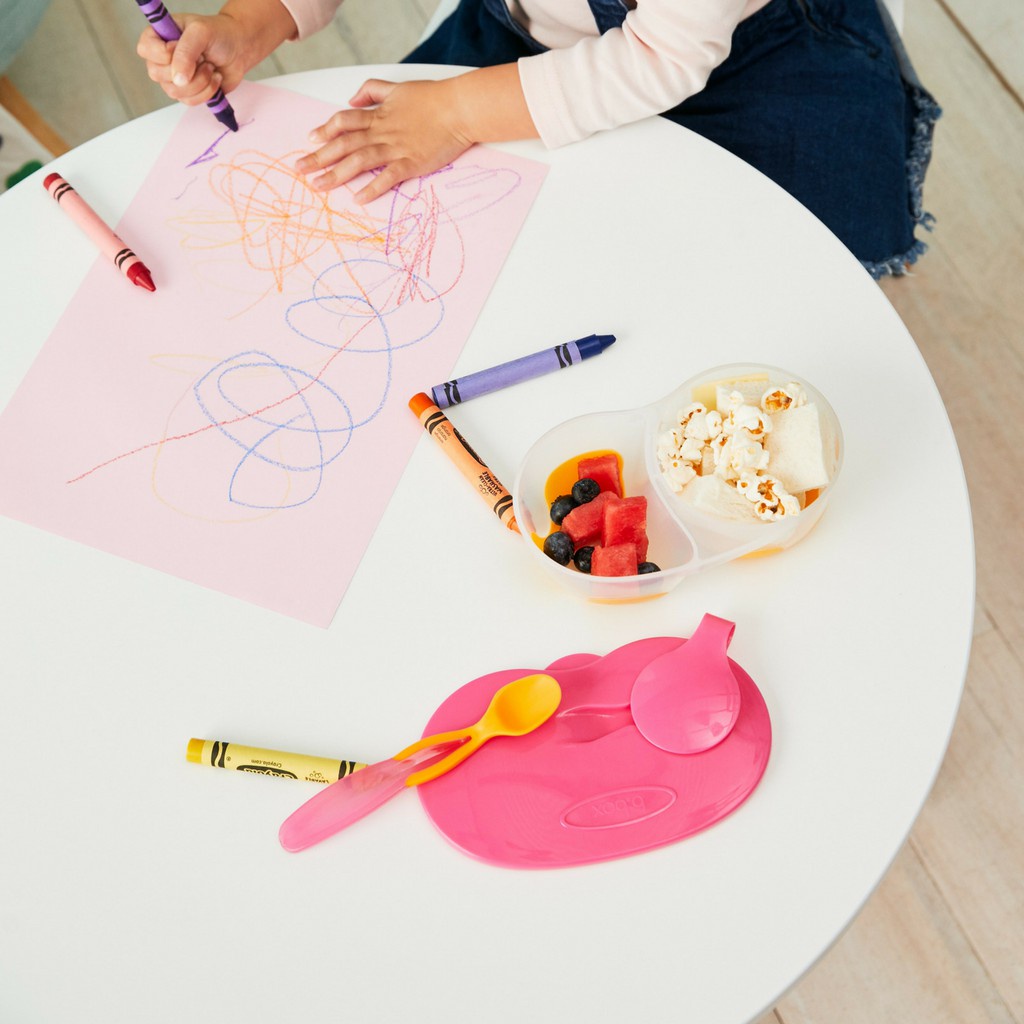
top-left (185, 117), bottom-right (255, 169)
top-left (171, 177), bottom-right (198, 200)
top-left (187, 130), bottom-right (232, 168)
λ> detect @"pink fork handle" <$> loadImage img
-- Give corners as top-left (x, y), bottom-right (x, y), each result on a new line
top-left (278, 742), bottom-right (459, 852)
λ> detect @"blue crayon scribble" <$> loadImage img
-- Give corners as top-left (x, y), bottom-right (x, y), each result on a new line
top-left (171, 177), bottom-right (198, 200)
top-left (71, 157), bottom-right (522, 511)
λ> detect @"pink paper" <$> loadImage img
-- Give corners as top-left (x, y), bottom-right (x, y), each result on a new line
top-left (0, 82), bottom-right (547, 626)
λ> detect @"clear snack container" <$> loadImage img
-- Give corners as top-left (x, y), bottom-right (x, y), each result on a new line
top-left (511, 363), bottom-right (844, 602)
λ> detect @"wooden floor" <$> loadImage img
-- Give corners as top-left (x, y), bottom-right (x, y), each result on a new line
top-left (6, 2), bottom-right (1024, 1021)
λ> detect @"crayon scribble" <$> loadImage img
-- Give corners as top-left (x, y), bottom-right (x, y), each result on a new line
top-left (171, 177), bottom-right (197, 201)
top-left (185, 118), bottom-right (255, 168)
top-left (70, 150), bottom-right (523, 514)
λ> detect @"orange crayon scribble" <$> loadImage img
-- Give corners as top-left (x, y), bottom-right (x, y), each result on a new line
top-left (71, 159), bottom-right (497, 491)
top-left (169, 151), bottom-right (390, 293)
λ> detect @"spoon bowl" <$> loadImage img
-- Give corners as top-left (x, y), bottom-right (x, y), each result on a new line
top-left (482, 673), bottom-right (564, 735)
top-left (398, 672), bottom-right (562, 786)
top-left (629, 614), bottom-right (741, 754)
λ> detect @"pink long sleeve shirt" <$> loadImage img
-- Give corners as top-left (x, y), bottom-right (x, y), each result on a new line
top-left (280, 0), bottom-right (771, 147)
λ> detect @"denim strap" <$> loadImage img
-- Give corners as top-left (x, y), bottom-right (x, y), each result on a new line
top-left (480, 0), bottom-right (547, 51)
top-left (481, 0), bottom-right (627, 44)
top-left (586, 0), bottom-right (629, 34)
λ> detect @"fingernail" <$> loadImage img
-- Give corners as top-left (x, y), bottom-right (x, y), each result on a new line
top-left (173, 72), bottom-right (188, 86)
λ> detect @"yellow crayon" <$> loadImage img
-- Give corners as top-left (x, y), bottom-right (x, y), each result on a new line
top-left (409, 392), bottom-right (520, 533)
top-left (186, 738), bottom-right (367, 784)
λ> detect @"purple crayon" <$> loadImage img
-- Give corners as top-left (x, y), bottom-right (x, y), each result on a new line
top-left (430, 333), bottom-right (616, 409)
top-left (134, 0), bottom-right (239, 132)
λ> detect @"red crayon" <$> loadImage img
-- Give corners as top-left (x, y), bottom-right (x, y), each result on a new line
top-left (43, 172), bottom-right (156, 292)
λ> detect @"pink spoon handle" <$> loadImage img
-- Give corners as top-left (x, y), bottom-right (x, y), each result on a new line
top-left (279, 741), bottom-right (460, 852)
top-left (681, 614), bottom-right (735, 666)
top-left (556, 702), bottom-right (633, 743)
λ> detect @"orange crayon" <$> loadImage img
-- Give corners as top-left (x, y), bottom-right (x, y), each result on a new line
top-left (409, 392), bottom-right (519, 533)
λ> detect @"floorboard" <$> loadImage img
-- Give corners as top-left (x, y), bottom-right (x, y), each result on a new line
top-left (939, 0), bottom-right (1024, 103)
top-left (6, 0), bottom-right (129, 144)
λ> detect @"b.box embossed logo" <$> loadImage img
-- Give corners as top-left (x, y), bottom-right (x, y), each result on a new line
top-left (561, 787), bottom-right (677, 829)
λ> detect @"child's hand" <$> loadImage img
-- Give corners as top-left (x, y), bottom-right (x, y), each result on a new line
top-left (137, 14), bottom-right (246, 106)
top-left (136, 2), bottom-right (296, 107)
top-left (295, 78), bottom-right (476, 205)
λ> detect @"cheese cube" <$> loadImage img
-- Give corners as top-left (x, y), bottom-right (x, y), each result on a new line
top-left (679, 474), bottom-right (759, 521)
top-left (765, 403), bottom-right (831, 493)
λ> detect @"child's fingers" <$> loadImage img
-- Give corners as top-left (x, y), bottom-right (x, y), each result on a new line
top-left (169, 21), bottom-right (213, 87)
top-left (136, 26), bottom-right (172, 64)
top-left (354, 164), bottom-right (408, 205)
top-left (184, 67), bottom-right (223, 105)
top-left (348, 79), bottom-right (397, 108)
top-left (294, 131), bottom-right (364, 177)
top-left (302, 109), bottom-right (375, 150)
top-left (307, 145), bottom-right (392, 194)
top-left (148, 57), bottom-right (222, 104)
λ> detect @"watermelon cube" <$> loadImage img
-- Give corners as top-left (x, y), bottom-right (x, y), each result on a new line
top-left (603, 495), bottom-right (649, 562)
top-left (591, 543), bottom-right (639, 577)
top-left (577, 454), bottom-right (622, 497)
top-left (561, 491), bottom-right (614, 549)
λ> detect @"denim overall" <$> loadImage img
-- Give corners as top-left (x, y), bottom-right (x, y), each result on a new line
top-left (405, 0), bottom-right (940, 277)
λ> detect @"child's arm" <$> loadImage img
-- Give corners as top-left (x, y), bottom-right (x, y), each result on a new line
top-left (295, 64), bottom-right (539, 204)
top-left (136, 0), bottom-right (299, 105)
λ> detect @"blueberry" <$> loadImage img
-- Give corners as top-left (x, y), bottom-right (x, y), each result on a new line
top-left (572, 546), bottom-right (595, 574)
top-left (543, 531), bottom-right (575, 566)
top-left (637, 561), bottom-right (661, 575)
top-left (571, 478), bottom-right (601, 504)
top-left (549, 494), bottom-right (577, 525)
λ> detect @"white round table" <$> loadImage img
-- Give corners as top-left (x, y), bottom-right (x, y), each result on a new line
top-left (0, 66), bottom-right (973, 1024)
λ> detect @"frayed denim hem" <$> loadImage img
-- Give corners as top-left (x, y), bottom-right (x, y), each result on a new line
top-left (862, 236), bottom-right (929, 279)
top-left (863, 86), bottom-right (942, 279)
top-left (864, 2), bottom-right (943, 280)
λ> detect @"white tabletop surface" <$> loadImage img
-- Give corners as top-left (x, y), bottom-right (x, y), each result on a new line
top-left (0, 66), bottom-right (973, 1024)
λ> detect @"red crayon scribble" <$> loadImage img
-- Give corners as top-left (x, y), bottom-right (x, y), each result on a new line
top-left (69, 153), bottom-right (521, 500)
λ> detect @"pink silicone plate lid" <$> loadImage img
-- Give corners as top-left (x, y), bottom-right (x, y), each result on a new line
top-left (417, 635), bottom-right (772, 869)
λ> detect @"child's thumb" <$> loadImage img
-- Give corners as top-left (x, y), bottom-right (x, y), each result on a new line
top-left (349, 79), bottom-right (396, 108)
top-left (170, 22), bottom-right (212, 87)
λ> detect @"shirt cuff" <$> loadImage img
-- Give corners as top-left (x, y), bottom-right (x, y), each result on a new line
top-left (517, 54), bottom-right (586, 150)
top-left (278, 0), bottom-right (340, 40)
